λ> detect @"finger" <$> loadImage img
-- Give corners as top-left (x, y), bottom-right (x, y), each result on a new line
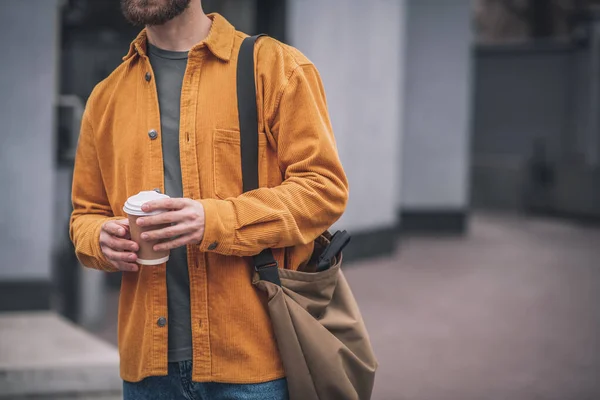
top-left (154, 233), bottom-right (198, 252)
top-left (102, 235), bottom-right (139, 252)
top-left (141, 223), bottom-right (195, 242)
top-left (115, 261), bottom-right (139, 272)
top-left (102, 246), bottom-right (139, 264)
top-left (113, 219), bottom-right (131, 239)
top-left (102, 221), bottom-right (127, 237)
top-left (116, 218), bottom-right (129, 227)
top-left (137, 210), bottom-right (188, 228)
top-left (142, 198), bottom-right (188, 213)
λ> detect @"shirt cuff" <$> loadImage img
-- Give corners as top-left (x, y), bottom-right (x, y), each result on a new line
top-left (198, 198), bottom-right (236, 255)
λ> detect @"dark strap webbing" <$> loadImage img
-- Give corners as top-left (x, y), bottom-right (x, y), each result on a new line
top-left (237, 35), bottom-right (281, 286)
top-left (237, 35), bottom-right (263, 194)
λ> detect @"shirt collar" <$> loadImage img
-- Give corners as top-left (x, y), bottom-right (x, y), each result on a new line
top-left (123, 13), bottom-right (236, 62)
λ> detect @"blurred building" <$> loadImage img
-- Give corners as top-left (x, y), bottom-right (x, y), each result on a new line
top-left (472, 1), bottom-right (600, 216)
top-left (0, 0), bottom-right (472, 325)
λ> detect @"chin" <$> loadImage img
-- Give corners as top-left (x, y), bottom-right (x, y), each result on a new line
top-left (121, 0), bottom-right (192, 26)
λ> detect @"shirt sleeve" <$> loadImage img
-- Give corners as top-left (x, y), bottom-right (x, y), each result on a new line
top-left (199, 63), bottom-right (349, 257)
top-left (69, 109), bottom-right (120, 272)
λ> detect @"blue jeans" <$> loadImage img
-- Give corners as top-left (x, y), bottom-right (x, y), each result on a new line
top-left (123, 360), bottom-right (288, 400)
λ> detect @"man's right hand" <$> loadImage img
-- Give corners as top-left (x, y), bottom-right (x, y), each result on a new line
top-left (100, 219), bottom-right (140, 272)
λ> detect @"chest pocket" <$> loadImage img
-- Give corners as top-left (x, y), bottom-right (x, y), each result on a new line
top-left (212, 128), bottom-right (268, 200)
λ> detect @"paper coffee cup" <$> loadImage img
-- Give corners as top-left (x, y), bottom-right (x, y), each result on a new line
top-left (123, 191), bottom-right (171, 266)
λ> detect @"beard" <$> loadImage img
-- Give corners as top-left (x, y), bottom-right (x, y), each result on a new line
top-left (121, 0), bottom-right (192, 26)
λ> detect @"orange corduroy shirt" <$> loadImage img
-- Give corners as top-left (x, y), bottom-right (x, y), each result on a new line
top-left (69, 14), bottom-right (348, 383)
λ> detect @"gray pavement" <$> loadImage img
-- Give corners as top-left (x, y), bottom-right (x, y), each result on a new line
top-left (95, 213), bottom-right (600, 400)
top-left (0, 312), bottom-right (121, 399)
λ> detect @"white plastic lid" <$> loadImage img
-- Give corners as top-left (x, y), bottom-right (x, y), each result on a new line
top-left (123, 191), bottom-right (170, 216)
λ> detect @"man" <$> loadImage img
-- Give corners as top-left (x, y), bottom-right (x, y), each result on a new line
top-left (70, 0), bottom-right (348, 398)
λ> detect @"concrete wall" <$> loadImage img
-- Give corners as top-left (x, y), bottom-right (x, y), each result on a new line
top-left (471, 44), bottom-right (590, 209)
top-left (0, 0), bottom-right (61, 280)
top-left (473, 47), bottom-right (573, 159)
top-left (287, 0), bottom-right (405, 232)
top-left (204, 0), bottom-right (257, 34)
top-left (401, 0), bottom-right (473, 211)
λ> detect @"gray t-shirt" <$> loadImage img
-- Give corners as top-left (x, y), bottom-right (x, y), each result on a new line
top-left (148, 43), bottom-right (192, 362)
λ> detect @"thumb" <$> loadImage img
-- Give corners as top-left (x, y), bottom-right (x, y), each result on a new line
top-left (113, 219), bottom-right (131, 239)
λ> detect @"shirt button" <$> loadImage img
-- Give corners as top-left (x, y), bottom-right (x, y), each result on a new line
top-left (148, 129), bottom-right (158, 140)
top-left (207, 242), bottom-right (218, 251)
top-left (145, 72), bottom-right (152, 82)
top-left (157, 317), bottom-right (167, 327)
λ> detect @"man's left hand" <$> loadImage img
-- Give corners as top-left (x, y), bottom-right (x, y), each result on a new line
top-left (137, 198), bottom-right (205, 251)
